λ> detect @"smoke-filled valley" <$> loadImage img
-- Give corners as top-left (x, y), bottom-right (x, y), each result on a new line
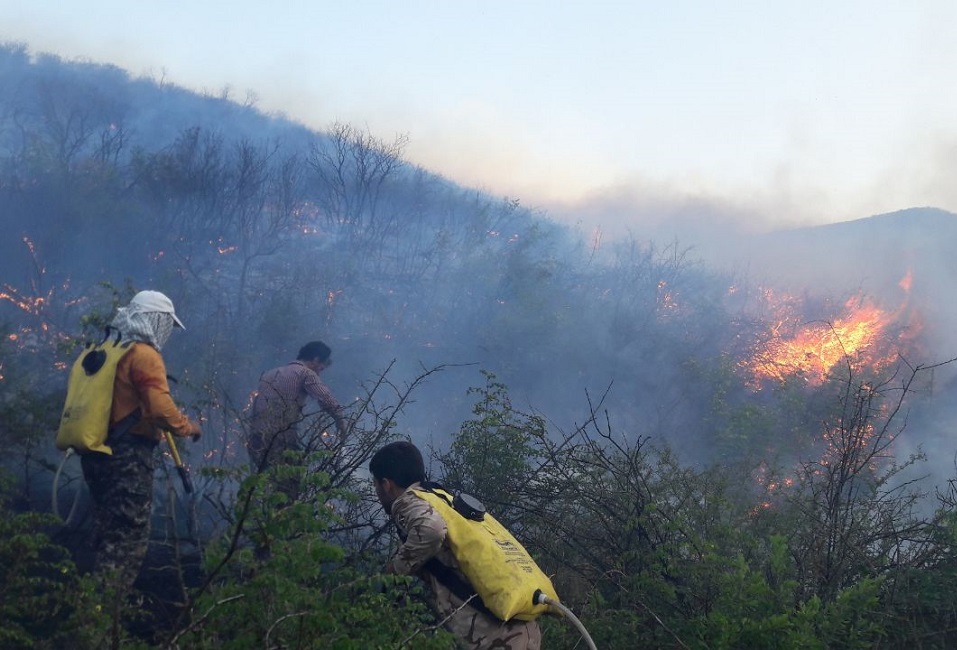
top-left (3, 43), bottom-right (957, 649)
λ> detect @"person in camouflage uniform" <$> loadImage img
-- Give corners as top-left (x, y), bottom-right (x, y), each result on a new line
top-left (370, 441), bottom-right (542, 650)
top-left (80, 291), bottom-right (202, 593)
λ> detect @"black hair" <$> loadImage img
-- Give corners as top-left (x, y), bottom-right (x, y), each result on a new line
top-left (369, 441), bottom-right (425, 488)
top-left (297, 340), bottom-right (331, 363)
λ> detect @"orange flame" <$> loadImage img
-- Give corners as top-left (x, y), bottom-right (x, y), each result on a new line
top-left (657, 280), bottom-right (678, 315)
top-left (741, 274), bottom-right (917, 386)
top-left (898, 269), bottom-right (913, 293)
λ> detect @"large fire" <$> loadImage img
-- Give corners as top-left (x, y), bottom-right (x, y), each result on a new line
top-left (740, 276), bottom-right (918, 387)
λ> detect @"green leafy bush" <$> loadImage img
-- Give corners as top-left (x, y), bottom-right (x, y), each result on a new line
top-left (0, 471), bottom-right (110, 649)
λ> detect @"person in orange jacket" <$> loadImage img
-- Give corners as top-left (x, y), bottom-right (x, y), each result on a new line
top-left (80, 290), bottom-right (202, 594)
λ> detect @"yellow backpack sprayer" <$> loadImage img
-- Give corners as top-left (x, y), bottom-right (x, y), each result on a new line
top-left (414, 484), bottom-right (598, 649)
top-left (52, 330), bottom-right (196, 521)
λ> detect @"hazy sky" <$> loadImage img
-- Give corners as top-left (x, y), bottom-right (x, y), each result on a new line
top-left (3, 1), bottom-right (956, 236)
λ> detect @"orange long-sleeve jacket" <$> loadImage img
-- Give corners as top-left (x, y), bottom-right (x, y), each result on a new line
top-left (110, 342), bottom-right (200, 440)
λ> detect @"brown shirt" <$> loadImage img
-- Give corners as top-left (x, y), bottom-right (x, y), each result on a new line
top-left (250, 360), bottom-right (343, 435)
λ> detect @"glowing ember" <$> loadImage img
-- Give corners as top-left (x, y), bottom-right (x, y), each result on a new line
top-left (657, 280), bottom-right (678, 314)
top-left (0, 286), bottom-right (47, 315)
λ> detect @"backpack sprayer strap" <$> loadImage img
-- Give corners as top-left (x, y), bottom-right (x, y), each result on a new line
top-left (100, 325), bottom-right (122, 345)
top-left (424, 557), bottom-right (499, 620)
top-left (106, 408), bottom-right (142, 445)
top-left (395, 524), bottom-right (497, 618)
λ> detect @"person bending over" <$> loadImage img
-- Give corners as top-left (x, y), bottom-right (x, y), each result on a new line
top-left (370, 441), bottom-right (541, 650)
top-left (247, 340), bottom-right (347, 475)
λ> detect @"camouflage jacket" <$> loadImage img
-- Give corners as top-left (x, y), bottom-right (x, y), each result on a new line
top-left (390, 483), bottom-right (541, 650)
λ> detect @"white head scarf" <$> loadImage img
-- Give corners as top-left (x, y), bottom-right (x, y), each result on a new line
top-left (110, 291), bottom-right (183, 350)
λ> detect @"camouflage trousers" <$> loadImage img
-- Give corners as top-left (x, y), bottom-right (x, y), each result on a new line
top-left (436, 589), bottom-right (542, 650)
top-left (445, 613), bottom-right (541, 650)
top-left (81, 433), bottom-right (158, 593)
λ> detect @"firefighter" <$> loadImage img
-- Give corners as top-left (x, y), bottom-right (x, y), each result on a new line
top-left (370, 441), bottom-right (542, 650)
top-left (79, 290), bottom-right (202, 593)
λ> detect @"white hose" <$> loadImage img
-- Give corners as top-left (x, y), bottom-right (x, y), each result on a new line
top-left (534, 590), bottom-right (598, 650)
top-left (52, 448), bottom-right (82, 525)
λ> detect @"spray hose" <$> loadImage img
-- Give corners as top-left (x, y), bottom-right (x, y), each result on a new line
top-left (51, 447), bottom-right (83, 525)
top-left (534, 589), bottom-right (598, 650)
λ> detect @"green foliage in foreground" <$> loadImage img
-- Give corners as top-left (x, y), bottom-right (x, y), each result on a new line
top-left (174, 467), bottom-right (456, 650)
top-left (0, 472), bottom-right (109, 650)
top-left (5, 370), bottom-right (957, 649)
